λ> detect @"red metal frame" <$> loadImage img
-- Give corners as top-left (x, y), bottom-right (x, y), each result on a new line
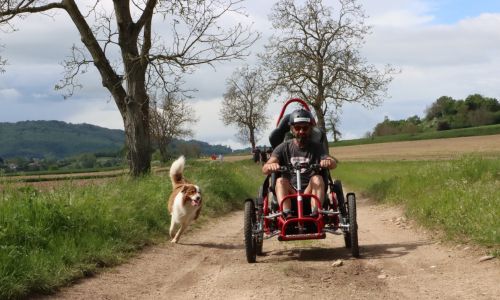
top-left (278, 193), bottom-right (325, 241)
top-left (275, 98), bottom-right (316, 127)
top-left (263, 191), bottom-right (333, 241)
top-left (261, 98), bottom-right (333, 241)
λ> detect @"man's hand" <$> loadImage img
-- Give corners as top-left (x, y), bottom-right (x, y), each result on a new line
top-left (263, 162), bottom-right (281, 174)
top-left (262, 156), bottom-right (281, 175)
top-left (320, 157), bottom-right (337, 170)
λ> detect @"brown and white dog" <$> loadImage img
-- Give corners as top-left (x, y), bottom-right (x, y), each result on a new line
top-left (168, 156), bottom-right (202, 243)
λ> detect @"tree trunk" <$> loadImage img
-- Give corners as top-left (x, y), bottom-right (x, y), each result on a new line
top-left (249, 127), bottom-right (256, 150)
top-left (123, 100), bottom-right (151, 176)
top-left (158, 138), bottom-right (171, 163)
top-left (63, 1), bottom-right (152, 177)
top-left (311, 104), bottom-right (326, 131)
top-left (122, 64), bottom-right (151, 176)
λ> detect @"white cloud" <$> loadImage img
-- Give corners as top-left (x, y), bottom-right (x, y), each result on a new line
top-left (370, 10), bottom-right (434, 27)
top-left (2, 0), bottom-right (500, 146)
top-left (191, 97), bottom-right (236, 141)
top-left (0, 88), bottom-right (21, 100)
top-left (64, 99), bottom-right (124, 130)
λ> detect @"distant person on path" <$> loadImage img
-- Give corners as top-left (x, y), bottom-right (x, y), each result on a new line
top-left (253, 148), bottom-right (261, 163)
top-left (260, 146), bottom-right (268, 164)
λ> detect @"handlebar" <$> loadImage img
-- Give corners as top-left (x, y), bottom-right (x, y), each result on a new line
top-left (274, 162), bottom-right (322, 174)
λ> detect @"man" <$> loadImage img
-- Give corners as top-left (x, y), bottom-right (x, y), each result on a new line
top-left (262, 109), bottom-right (337, 217)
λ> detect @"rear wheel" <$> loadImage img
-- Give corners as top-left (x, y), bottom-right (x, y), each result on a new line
top-left (244, 200), bottom-right (257, 263)
top-left (347, 193), bottom-right (359, 257)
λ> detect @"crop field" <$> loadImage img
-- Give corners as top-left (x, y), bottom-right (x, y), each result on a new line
top-left (331, 134), bottom-right (500, 161)
top-left (224, 134), bottom-right (500, 162)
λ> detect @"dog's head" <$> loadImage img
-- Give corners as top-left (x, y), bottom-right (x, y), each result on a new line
top-left (182, 184), bottom-right (202, 207)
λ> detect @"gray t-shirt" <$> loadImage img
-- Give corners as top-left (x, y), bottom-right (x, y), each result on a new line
top-left (271, 139), bottom-right (328, 190)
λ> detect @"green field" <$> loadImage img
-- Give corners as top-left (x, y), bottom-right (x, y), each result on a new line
top-left (334, 155), bottom-right (500, 250)
top-left (0, 160), bottom-right (263, 299)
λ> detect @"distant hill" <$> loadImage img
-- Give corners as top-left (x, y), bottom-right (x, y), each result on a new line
top-left (0, 121), bottom-right (125, 159)
top-left (0, 121), bottom-right (233, 159)
top-left (168, 139), bottom-right (233, 156)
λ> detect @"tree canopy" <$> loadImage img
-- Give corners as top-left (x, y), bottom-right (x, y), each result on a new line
top-left (0, 0), bottom-right (258, 176)
top-left (260, 0), bottom-right (395, 131)
top-left (220, 65), bottom-right (270, 149)
top-left (149, 92), bottom-right (197, 162)
top-left (371, 94), bottom-right (500, 137)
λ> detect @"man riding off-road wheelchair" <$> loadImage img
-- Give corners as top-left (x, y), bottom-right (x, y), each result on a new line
top-left (243, 98), bottom-right (359, 263)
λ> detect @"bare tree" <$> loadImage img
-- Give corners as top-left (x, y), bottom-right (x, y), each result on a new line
top-left (326, 109), bottom-right (342, 142)
top-left (220, 65), bottom-right (270, 150)
top-left (0, 0), bottom-right (258, 176)
top-left (260, 0), bottom-right (395, 130)
top-left (149, 92), bottom-right (196, 162)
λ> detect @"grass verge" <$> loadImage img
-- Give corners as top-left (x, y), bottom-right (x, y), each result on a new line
top-left (0, 160), bottom-right (263, 299)
top-left (334, 155), bottom-right (500, 254)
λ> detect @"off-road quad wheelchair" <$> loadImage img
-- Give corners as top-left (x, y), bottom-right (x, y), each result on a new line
top-left (244, 98), bottom-right (359, 263)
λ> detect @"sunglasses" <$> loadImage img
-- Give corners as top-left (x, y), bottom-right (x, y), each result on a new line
top-left (292, 125), bottom-right (311, 132)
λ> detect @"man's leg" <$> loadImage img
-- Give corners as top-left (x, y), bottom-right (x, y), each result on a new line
top-left (304, 175), bottom-right (325, 215)
top-left (275, 177), bottom-right (295, 213)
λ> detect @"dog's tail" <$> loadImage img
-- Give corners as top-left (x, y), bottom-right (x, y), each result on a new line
top-left (169, 155), bottom-right (186, 186)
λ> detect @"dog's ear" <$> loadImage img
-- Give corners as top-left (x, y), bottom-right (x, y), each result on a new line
top-left (181, 185), bottom-right (188, 193)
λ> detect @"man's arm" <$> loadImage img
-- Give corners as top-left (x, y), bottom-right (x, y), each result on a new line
top-left (262, 156), bottom-right (280, 175)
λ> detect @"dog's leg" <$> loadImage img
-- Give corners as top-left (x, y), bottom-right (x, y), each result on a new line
top-left (171, 223), bottom-right (187, 243)
top-left (169, 219), bottom-right (177, 239)
top-left (194, 207), bottom-right (201, 220)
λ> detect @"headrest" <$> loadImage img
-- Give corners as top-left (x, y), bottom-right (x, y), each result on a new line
top-left (269, 114), bottom-right (290, 149)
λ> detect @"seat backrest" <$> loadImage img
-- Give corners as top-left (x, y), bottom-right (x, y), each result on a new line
top-left (310, 126), bottom-right (329, 155)
top-left (269, 114), bottom-right (291, 149)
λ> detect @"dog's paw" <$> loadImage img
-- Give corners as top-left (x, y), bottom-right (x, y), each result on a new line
top-left (171, 238), bottom-right (178, 244)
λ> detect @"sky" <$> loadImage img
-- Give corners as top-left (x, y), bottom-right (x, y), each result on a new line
top-left (1, 0), bottom-right (500, 150)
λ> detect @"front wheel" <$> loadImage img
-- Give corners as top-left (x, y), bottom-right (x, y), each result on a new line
top-left (244, 200), bottom-right (257, 263)
top-left (347, 193), bottom-right (359, 257)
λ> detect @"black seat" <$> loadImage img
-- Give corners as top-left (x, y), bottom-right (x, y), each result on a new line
top-left (269, 114), bottom-right (292, 149)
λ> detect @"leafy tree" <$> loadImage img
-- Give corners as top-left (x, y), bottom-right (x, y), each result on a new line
top-left (373, 116), bottom-right (400, 136)
top-left (78, 153), bottom-right (97, 169)
top-left (260, 0), bottom-right (395, 130)
top-left (178, 142), bottom-right (201, 158)
top-left (149, 92), bottom-right (196, 162)
top-left (220, 65), bottom-right (270, 150)
top-left (372, 115), bottom-right (423, 136)
top-left (425, 96), bottom-right (457, 120)
top-left (0, 0), bottom-right (257, 176)
top-left (426, 94), bottom-right (500, 129)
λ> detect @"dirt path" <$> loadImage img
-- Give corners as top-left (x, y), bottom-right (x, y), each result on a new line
top-left (47, 195), bottom-right (499, 300)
